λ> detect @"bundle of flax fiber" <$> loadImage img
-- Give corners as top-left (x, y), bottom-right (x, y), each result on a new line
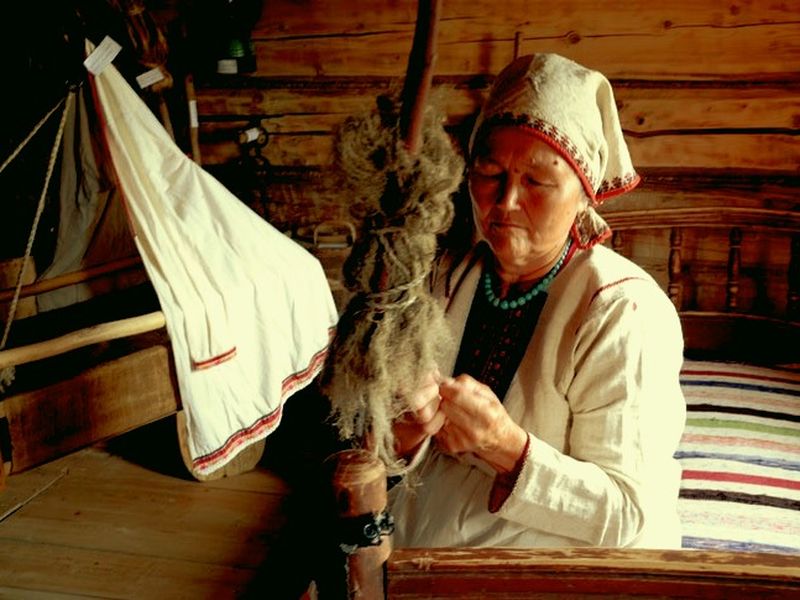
top-left (322, 6), bottom-right (464, 468)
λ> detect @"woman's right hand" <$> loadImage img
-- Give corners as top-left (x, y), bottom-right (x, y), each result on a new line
top-left (393, 370), bottom-right (446, 460)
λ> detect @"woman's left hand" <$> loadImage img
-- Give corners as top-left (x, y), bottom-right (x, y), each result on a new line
top-left (436, 374), bottom-right (528, 474)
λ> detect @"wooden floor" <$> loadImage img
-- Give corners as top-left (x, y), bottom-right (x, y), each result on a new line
top-left (0, 417), bottom-right (322, 599)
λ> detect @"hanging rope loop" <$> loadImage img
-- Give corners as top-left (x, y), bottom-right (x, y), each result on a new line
top-left (0, 96), bottom-right (67, 177)
top-left (0, 90), bottom-right (74, 392)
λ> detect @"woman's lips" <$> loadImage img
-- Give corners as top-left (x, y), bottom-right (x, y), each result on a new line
top-left (490, 221), bottom-right (525, 230)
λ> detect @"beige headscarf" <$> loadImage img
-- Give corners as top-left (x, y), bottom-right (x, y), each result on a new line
top-left (469, 53), bottom-right (640, 248)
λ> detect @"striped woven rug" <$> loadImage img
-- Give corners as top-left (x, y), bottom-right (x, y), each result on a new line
top-left (677, 360), bottom-right (800, 554)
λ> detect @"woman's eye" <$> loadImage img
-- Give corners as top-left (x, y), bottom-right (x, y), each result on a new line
top-left (524, 174), bottom-right (556, 188)
top-left (471, 159), bottom-right (502, 178)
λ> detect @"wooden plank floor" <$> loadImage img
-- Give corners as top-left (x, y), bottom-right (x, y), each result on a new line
top-left (0, 417), bottom-right (322, 599)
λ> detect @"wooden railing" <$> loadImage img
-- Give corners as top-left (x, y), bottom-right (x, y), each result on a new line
top-left (386, 547), bottom-right (800, 599)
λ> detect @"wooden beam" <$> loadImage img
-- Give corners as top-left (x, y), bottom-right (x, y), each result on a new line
top-left (0, 256), bottom-right (143, 303)
top-left (247, 14), bottom-right (798, 79)
top-left (679, 312), bottom-right (800, 364)
top-left (3, 345), bottom-right (179, 472)
top-left (387, 547), bottom-right (800, 599)
top-left (195, 82), bottom-right (800, 169)
top-left (601, 206), bottom-right (800, 233)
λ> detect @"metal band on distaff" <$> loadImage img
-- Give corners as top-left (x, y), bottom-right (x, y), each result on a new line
top-left (338, 510), bottom-right (395, 555)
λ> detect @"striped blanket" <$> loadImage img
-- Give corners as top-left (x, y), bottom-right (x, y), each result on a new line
top-left (677, 360), bottom-right (800, 554)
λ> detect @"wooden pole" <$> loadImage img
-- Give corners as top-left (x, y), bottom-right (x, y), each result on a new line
top-left (0, 256), bottom-right (143, 303)
top-left (328, 449), bottom-right (391, 599)
top-left (0, 311), bottom-right (165, 370)
top-left (398, 0), bottom-right (442, 154)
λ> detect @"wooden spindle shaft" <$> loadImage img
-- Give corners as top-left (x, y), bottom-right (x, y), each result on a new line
top-left (667, 227), bottom-right (683, 310)
top-left (726, 228), bottom-right (743, 311)
top-left (789, 234), bottom-right (800, 320)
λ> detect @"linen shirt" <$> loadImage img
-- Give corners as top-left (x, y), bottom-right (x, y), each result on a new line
top-left (389, 244), bottom-right (686, 548)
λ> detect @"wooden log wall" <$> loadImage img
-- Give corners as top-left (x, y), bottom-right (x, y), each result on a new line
top-left (161, 0), bottom-right (799, 316)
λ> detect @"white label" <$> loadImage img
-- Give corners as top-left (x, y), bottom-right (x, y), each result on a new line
top-left (83, 36), bottom-right (122, 75)
top-left (245, 127), bottom-right (259, 142)
top-left (216, 59), bottom-right (238, 74)
top-left (135, 66), bottom-right (165, 89)
top-left (188, 100), bottom-right (199, 129)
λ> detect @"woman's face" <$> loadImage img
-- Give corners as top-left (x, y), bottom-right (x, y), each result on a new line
top-left (469, 125), bottom-right (584, 277)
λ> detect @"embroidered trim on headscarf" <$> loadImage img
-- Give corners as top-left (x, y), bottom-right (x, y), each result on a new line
top-left (596, 172), bottom-right (641, 201)
top-left (475, 112), bottom-right (596, 200)
top-left (468, 53), bottom-right (643, 247)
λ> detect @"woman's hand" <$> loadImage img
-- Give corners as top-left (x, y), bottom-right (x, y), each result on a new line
top-left (393, 370), bottom-right (447, 460)
top-left (436, 374), bottom-right (528, 474)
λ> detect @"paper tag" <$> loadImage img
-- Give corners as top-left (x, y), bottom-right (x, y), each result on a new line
top-left (135, 67), bottom-right (165, 89)
top-left (244, 127), bottom-right (259, 143)
top-left (188, 100), bottom-right (199, 129)
top-left (217, 59), bottom-right (238, 74)
top-left (83, 36), bottom-right (122, 75)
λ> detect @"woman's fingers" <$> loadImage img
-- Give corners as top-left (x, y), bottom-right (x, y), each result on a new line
top-left (435, 373), bottom-right (516, 457)
top-left (405, 371), bottom-right (442, 423)
top-left (438, 374), bottom-right (497, 422)
top-left (423, 409), bottom-right (447, 436)
top-left (393, 369), bottom-right (446, 459)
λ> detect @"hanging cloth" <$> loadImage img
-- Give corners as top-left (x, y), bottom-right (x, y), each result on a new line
top-left (87, 41), bottom-right (338, 475)
top-left (37, 83), bottom-right (139, 312)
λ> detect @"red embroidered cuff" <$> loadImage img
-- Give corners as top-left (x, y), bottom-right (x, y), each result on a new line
top-left (191, 346), bottom-right (237, 370)
top-left (488, 434), bottom-right (531, 514)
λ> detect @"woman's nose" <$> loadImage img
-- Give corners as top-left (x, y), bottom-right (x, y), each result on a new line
top-left (497, 179), bottom-right (521, 210)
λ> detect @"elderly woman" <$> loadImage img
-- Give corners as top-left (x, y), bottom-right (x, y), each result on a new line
top-left (388, 53), bottom-right (686, 549)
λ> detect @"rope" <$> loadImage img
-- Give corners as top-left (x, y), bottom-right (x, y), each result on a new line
top-left (0, 91), bottom-right (74, 391)
top-left (0, 96), bottom-right (67, 176)
top-left (362, 272), bottom-right (428, 312)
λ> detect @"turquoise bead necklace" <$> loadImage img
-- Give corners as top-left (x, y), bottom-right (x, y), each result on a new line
top-left (483, 239), bottom-right (572, 310)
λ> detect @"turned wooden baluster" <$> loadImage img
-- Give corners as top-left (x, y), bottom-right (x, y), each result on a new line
top-left (0, 410), bottom-right (7, 491)
top-left (789, 234), bottom-right (800, 320)
top-left (726, 228), bottom-right (743, 312)
top-left (611, 230), bottom-right (624, 257)
top-left (667, 227), bottom-right (683, 310)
